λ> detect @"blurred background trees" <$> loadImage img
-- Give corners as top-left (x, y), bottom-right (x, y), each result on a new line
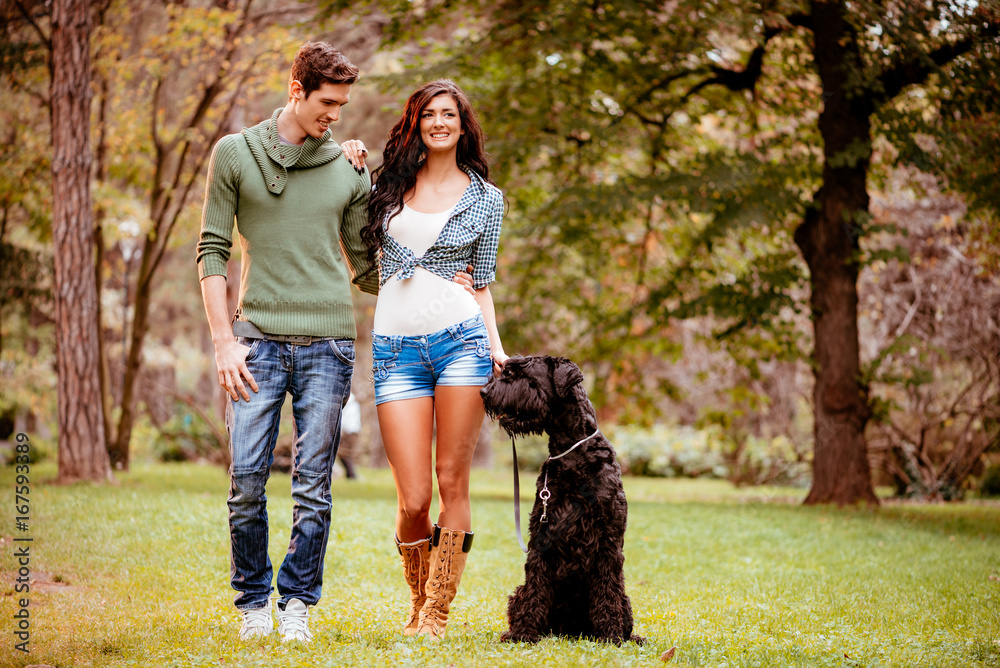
top-left (1, 0), bottom-right (997, 501)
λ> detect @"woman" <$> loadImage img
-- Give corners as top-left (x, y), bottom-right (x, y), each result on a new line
top-left (347, 80), bottom-right (507, 639)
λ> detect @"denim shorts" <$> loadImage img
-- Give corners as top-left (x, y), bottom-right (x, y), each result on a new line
top-left (372, 313), bottom-right (493, 405)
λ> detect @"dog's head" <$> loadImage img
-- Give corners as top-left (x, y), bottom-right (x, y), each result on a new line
top-left (481, 355), bottom-right (586, 436)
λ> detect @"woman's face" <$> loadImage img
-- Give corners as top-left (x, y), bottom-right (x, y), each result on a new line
top-left (419, 94), bottom-right (463, 154)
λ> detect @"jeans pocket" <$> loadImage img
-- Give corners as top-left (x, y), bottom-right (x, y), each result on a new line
top-left (476, 338), bottom-right (490, 358)
top-left (463, 335), bottom-right (490, 358)
top-left (328, 339), bottom-right (355, 366)
top-left (371, 339), bottom-right (398, 363)
top-left (373, 360), bottom-right (390, 381)
top-left (238, 337), bottom-right (262, 362)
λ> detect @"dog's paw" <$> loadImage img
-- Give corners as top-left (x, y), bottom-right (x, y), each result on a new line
top-left (630, 634), bottom-right (646, 646)
top-left (500, 630), bottom-right (540, 644)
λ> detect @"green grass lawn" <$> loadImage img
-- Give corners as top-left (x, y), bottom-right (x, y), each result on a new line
top-left (1, 462), bottom-right (998, 667)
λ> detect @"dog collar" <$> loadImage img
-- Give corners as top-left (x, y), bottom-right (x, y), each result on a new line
top-left (547, 428), bottom-right (600, 462)
top-left (537, 428), bottom-right (601, 525)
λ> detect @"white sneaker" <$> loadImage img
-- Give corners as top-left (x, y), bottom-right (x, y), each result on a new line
top-left (276, 598), bottom-right (313, 643)
top-left (239, 599), bottom-right (273, 640)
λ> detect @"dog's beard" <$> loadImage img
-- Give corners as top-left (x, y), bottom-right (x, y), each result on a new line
top-left (484, 401), bottom-right (547, 437)
top-left (482, 380), bottom-right (550, 437)
top-left (497, 414), bottom-right (546, 437)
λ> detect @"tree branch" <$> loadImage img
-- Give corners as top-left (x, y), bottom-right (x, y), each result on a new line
top-left (879, 18), bottom-right (1000, 102)
top-left (14, 0), bottom-right (50, 47)
top-left (624, 12), bottom-right (812, 119)
top-left (150, 77), bottom-right (165, 154)
top-left (678, 14), bottom-right (809, 104)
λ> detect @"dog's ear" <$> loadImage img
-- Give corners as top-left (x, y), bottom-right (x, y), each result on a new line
top-left (553, 357), bottom-right (584, 398)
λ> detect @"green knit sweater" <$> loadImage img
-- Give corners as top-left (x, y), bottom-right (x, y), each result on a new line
top-left (196, 108), bottom-right (379, 339)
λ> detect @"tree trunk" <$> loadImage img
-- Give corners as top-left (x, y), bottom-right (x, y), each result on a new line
top-left (51, 0), bottom-right (112, 483)
top-left (108, 235), bottom-right (154, 470)
top-left (794, 0), bottom-right (878, 505)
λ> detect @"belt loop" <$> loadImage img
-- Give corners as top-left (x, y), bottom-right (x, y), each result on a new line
top-left (391, 336), bottom-right (402, 352)
top-left (447, 322), bottom-right (462, 340)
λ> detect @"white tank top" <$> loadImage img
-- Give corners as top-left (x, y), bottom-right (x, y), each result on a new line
top-left (373, 204), bottom-right (481, 336)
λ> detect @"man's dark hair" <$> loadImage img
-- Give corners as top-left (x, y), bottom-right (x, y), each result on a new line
top-left (289, 42), bottom-right (359, 98)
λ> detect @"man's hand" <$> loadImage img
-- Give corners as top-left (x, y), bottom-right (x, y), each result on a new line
top-left (341, 139), bottom-right (368, 173)
top-left (216, 338), bottom-right (259, 402)
top-left (454, 264), bottom-right (475, 296)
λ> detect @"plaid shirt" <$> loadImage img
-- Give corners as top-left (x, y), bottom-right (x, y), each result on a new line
top-left (379, 168), bottom-right (504, 290)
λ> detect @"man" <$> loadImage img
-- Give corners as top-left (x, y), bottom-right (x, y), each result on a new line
top-left (196, 42), bottom-right (377, 643)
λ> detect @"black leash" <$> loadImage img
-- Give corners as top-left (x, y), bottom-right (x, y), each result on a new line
top-left (512, 436), bottom-right (529, 553)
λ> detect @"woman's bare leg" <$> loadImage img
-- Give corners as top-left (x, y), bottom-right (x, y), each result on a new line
top-left (378, 397), bottom-right (435, 542)
top-left (433, 385), bottom-right (486, 531)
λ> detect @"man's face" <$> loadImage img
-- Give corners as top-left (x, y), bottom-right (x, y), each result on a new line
top-left (290, 81), bottom-right (352, 139)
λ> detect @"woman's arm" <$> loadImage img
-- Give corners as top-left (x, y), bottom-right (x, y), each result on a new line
top-left (474, 285), bottom-right (508, 374)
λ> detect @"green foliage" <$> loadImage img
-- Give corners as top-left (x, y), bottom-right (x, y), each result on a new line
top-left (151, 404), bottom-right (224, 463)
top-left (0, 241), bottom-right (52, 322)
top-left (610, 424), bottom-right (729, 479)
top-left (861, 333), bottom-right (931, 389)
top-left (0, 5), bottom-right (53, 241)
top-left (877, 32), bottom-right (1000, 275)
top-left (729, 434), bottom-right (812, 488)
top-left (1, 428), bottom-right (51, 465)
top-left (92, 0), bottom-right (303, 205)
top-left (0, 239), bottom-right (56, 437)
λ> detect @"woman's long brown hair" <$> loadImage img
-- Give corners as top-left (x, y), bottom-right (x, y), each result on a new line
top-left (360, 80), bottom-right (492, 278)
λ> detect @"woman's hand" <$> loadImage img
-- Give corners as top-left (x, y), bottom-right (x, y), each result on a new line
top-left (342, 139), bottom-right (368, 173)
top-left (491, 349), bottom-right (509, 376)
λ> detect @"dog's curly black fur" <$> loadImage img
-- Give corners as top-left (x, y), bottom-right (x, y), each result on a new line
top-left (481, 355), bottom-right (644, 645)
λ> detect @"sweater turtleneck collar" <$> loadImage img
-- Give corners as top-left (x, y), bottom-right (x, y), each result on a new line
top-left (241, 107), bottom-right (343, 195)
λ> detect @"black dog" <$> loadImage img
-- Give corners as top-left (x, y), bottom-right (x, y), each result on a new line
top-left (481, 355), bottom-right (643, 645)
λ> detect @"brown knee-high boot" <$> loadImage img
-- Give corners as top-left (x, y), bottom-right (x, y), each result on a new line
top-left (416, 525), bottom-right (474, 639)
top-left (396, 533), bottom-right (432, 636)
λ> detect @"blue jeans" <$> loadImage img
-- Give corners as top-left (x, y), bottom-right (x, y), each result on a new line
top-left (226, 337), bottom-right (354, 610)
